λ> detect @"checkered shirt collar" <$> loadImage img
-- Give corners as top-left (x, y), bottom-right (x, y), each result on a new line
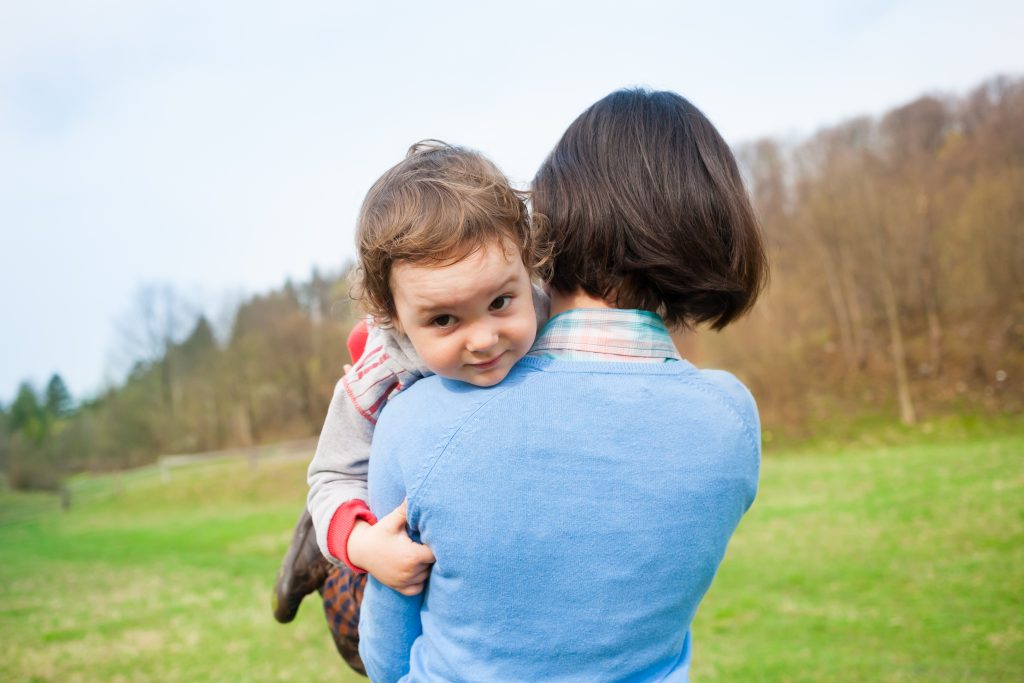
top-left (528, 308), bottom-right (680, 361)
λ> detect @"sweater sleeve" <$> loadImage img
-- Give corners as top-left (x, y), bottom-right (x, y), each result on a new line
top-left (306, 323), bottom-right (431, 566)
top-left (306, 374), bottom-right (378, 566)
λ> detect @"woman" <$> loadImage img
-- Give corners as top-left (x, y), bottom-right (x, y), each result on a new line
top-left (276, 87), bottom-right (767, 681)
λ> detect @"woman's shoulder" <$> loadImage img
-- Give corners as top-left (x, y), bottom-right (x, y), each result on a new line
top-left (685, 367), bottom-right (760, 447)
top-left (374, 367), bottom-right (544, 512)
top-left (693, 368), bottom-right (757, 413)
top-left (377, 364), bottom-right (540, 441)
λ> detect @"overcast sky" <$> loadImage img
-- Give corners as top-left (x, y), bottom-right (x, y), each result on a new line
top-left (2, 0), bottom-right (1023, 402)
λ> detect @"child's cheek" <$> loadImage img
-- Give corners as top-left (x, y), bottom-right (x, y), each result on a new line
top-left (412, 334), bottom-right (449, 377)
top-left (513, 315), bottom-right (538, 356)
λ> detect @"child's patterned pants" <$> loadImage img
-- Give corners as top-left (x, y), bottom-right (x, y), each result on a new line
top-left (320, 564), bottom-right (367, 676)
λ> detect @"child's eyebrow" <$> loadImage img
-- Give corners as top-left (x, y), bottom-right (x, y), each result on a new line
top-left (413, 275), bottom-right (519, 314)
top-left (416, 302), bottom-right (459, 315)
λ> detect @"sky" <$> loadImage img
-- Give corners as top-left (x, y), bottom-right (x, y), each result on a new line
top-left (2, 0), bottom-right (1023, 402)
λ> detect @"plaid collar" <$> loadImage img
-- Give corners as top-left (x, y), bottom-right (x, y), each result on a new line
top-left (528, 308), bottom-right (680, 362)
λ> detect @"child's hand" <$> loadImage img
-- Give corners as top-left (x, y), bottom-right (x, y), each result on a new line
top-left (347, 499), bottom-right (435, 595)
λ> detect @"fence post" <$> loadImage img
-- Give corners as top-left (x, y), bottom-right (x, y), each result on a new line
top-left (60, 484), bottom-right (71, 511)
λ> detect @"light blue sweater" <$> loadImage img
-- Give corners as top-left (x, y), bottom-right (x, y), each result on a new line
top-left (359, 356), bottom-right (760, 682)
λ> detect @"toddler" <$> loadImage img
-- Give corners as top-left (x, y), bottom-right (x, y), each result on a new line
top-left (305, 141), bottom-right (548, 605)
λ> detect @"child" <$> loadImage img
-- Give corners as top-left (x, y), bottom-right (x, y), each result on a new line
top-left (278, 141), bottom-right (548, 670)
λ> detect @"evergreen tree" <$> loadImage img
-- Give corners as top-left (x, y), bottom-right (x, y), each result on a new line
top-left (0, 403), bottom-right (8, 472)
top-left (10, 382), bottom-right (46, 443)
top-left (179, 316), bottom-right (216, 363)
top-left (45, 374), bottom-right (73, 418)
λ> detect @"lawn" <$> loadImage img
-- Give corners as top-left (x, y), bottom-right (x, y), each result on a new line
top-left (692, 433), bottom-right (1023, 682)
top-left (0, 432), bottom-right (1020, 682)
top-left (0, 456), bottom-right (363, 683)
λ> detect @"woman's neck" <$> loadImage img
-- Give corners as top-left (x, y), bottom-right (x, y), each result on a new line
top-left (547, 288), bottom-right (614, 317)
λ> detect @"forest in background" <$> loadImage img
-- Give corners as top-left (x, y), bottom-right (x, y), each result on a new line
top-left (2, 75), bottom-right (1022, 490)
top-left (708, 74), bottom-right (1023, 434)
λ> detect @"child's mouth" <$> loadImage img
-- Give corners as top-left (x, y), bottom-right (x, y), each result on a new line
top-left (469, 353), bottom-right (504, 370)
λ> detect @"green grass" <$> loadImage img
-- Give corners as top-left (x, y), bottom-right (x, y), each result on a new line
top-left (1, 432), bottom-right (1021, 682)
top-left (692, 432), bottom-right (1023, 682)
top-left (0, 457), bottom-right (364, 683)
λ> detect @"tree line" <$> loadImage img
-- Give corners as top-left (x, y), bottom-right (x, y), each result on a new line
top-left (2, 75), bottom-right (1022, 489)
top-left (2, 274), bottom-right (360, 489)
top-left (705, 75), bottom-right (1023, 434)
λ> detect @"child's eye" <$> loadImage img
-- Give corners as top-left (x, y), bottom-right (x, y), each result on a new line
top-left (489, 295), bottom-right (512, 312)
top-left (431, 314), bottom-right (456, 329)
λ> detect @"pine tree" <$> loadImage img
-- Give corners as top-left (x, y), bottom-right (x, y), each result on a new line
top-left (45, 374), bottom-right (73, 418)
top-left (10, 382), bottom-right (46, 443)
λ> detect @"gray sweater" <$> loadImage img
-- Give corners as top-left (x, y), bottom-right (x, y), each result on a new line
top-left (306, 326), bottom-right (429, 565)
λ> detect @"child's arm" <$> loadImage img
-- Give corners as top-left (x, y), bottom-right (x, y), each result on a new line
top-left (305, 373), bottom-right (377, 568)
top-left (306, 323), bottom-right (435, 590)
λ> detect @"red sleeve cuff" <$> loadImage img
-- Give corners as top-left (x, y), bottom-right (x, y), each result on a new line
top-left (327, 499), bottom-right (378, 573)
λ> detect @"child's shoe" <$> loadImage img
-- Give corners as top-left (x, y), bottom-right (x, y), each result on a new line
top-left (272, 507), bottom-right (331, 623)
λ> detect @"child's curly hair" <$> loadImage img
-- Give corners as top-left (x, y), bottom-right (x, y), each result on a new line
top-left (352, 140), bottom-right (547, 327)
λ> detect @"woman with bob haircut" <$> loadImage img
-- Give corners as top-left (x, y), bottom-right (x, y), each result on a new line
top-left (276, 87), bottom-right (767, 681)
top-left (354, 87), bottom-right (768, 682)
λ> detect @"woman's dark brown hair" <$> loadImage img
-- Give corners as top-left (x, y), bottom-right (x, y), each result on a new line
top-left (532, 88), bottom-right (768, 330)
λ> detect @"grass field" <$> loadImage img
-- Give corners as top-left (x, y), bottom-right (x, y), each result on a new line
top-left (0, 431), bottom-right (1021, 682)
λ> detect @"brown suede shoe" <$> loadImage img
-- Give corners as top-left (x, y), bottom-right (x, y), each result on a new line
top-left (272, 506), bottom-right (331, 623)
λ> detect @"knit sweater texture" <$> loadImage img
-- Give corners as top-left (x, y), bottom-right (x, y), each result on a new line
top-left (306, 286), bottom-right (549, 566)
top-left (358, 354), bottom-right (760, 683)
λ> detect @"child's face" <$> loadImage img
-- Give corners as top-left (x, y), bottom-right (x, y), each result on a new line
top-left (390, 239), bottom-right (537, 387)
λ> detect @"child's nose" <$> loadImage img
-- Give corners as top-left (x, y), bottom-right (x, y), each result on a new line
top-left (465, 325), bottom-right (499, 353)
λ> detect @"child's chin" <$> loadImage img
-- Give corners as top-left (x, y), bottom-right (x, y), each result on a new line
top-left (467, 372), bottom-right (508, 388)
top-left (460, 364), bottom-right (516, 388)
